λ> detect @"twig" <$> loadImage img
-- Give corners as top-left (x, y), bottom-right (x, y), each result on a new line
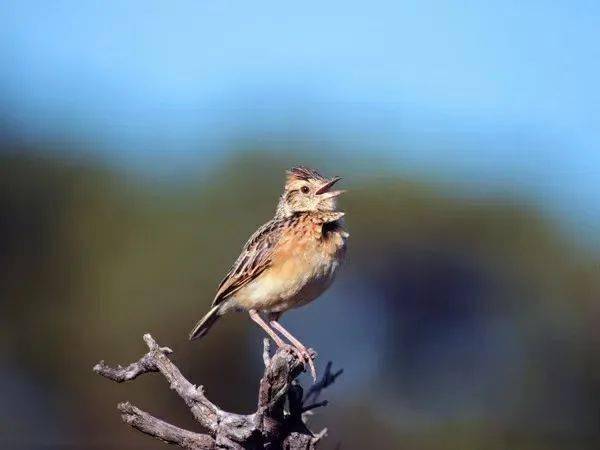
top-left (301, 400), bottom-right (329, 413)
top-left (94, 333), bottom-right (342, 449)
top-left (94, 334), bottom-right (227, 434)
top-left (262, 338), bottom-right (271, 367)
top-left (304, 361), bottom-right (343, 404)
top-left (118, 402), bottom-right (215, 450)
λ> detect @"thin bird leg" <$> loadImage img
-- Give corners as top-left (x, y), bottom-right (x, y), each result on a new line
top-left (248, 309), bottom-right (287, 348)
top-left (269, 315), bottom-right (317, 382)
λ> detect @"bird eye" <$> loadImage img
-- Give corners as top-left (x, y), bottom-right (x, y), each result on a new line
top-left (301, 186), bottom-right (310, 194)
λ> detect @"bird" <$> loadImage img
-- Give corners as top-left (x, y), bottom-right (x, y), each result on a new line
top-left (189, 166), bottom-right (348, 380)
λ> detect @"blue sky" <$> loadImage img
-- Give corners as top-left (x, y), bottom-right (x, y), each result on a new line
top-left (1, 1), bottom-right (599, 240)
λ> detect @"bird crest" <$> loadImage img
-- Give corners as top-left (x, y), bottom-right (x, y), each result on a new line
top-left (286, 166), bottom-right (327, 183)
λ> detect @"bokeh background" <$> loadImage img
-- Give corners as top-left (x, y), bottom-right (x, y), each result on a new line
top-left (1, 1), bottom-right (599, 449)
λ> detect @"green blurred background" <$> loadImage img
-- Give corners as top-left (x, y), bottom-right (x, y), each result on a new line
top-left (1, 1), bottom-right (599, 449)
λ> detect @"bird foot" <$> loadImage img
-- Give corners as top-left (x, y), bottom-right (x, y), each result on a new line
top-left (282, 344), bottom-right (317, 382)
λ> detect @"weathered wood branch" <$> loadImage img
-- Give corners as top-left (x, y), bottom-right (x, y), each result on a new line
top-left (118, 402), bottom-right (216, 450)
top-left (93, 334), bottom-right (340, 449)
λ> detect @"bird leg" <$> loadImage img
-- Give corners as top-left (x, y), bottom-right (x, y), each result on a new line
top-left (249, 309), bottom-right (317, 381)
top-left (248, 309), bottom-right (287, 348)
top-left (269, 314), bottom-right (317, 382)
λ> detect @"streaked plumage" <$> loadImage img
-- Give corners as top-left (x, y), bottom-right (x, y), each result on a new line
top-left (189, 167), bottom-right (348, 380)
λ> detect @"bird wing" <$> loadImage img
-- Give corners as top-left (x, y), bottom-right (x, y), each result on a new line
top-left (212, 217), bottom-right (288, 306)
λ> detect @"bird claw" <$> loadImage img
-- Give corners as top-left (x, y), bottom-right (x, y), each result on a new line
top-left (282, 345), bottom-right (317, 382)
top-left (303, 348), bottom-right (318, 382)
top-left (305, 353), bottom-right (317, 383)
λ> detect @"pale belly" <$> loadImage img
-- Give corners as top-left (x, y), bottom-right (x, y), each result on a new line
top-left (232, 236), bottom-right (346, 313)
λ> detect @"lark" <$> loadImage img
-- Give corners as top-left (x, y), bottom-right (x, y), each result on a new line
top-left (189, 166), bottom-right (348, 380)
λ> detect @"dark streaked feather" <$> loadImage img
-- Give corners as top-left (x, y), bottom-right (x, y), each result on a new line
top-left (286, 166), bottom-right (327, 182)
top-left (211, 217), bottom-right (292, 306)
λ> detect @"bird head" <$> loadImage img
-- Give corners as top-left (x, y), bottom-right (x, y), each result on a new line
top-left (276, 166), bottom-right (345, 217)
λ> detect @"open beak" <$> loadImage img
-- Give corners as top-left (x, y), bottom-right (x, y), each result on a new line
top-left (315, 176), bottom-right (345, 198)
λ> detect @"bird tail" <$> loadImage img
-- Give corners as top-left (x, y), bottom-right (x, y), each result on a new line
top-left (189, 304), bottom-right (222, 341)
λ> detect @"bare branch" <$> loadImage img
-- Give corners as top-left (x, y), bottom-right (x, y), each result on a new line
top-left (302, 400), bottom-right (329, 413)
top-left (262, 338), bottom-right (271, 367)
top-left (93, 354), bottom-right (157, 382)
top-left (94, 334), bottom-right (340, 449)
top-left (118, 402), bottom-right (215, 450)
top-left (95, 334), bottom-right (228, 433)
top-left (304, 361), bottom-right (343, 404)
top-left (312, 428), bottom-right (328, 444)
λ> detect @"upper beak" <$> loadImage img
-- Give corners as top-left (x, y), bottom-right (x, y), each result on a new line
top-left (315, 176), bottom-right (345, 196)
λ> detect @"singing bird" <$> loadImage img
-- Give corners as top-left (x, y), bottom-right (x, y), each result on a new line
top-left (189, 166), bottom-right (348, 380)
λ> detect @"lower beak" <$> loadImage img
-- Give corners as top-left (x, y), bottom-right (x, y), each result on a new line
top-left (318, 189), bottom-right (346, 199)
top-left (315, 176), bottom-right (342, 195)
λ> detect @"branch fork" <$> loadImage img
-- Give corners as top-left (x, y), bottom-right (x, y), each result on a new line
top-left (94, 334), bottom-right (340, 449)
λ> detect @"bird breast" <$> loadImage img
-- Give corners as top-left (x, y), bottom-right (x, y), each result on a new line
top-left (234, 221), bottom-right (347, 313)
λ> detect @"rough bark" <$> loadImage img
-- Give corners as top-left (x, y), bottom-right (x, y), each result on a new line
top-left (93, 334), bottom-right (340, 449)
